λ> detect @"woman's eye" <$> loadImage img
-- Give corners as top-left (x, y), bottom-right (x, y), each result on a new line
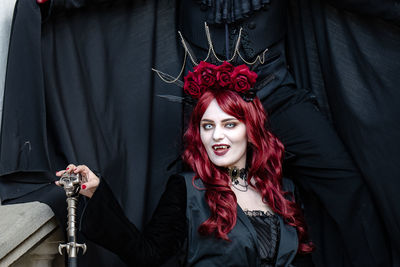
top-left (203, 124), bottom-right (213, 130)
top-left (226, 122), bottom-right (236, 128)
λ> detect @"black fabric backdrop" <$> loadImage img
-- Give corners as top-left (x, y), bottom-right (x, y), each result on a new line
top-left (0, 0), bottom-right (399, 266)
top-left (286, 0), bottom-right (400, 255)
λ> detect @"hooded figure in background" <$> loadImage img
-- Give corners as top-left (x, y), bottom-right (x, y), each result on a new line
top-left (0, 0), bottom-right (399, 266)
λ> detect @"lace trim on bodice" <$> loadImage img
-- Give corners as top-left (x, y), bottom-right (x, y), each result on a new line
top-left (244, 209), bottom-right (280, 267)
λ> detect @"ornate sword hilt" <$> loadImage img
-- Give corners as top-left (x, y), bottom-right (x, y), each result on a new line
top-left (58, 172), bottom-right (87, 266)
top-left (59, 172), bottom-right (81, 198)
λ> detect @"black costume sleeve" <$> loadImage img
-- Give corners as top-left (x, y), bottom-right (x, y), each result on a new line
top-left (80, 175), bottom-right (187, 266)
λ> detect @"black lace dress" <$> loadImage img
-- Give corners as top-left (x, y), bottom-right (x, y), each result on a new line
top-left (244, 210), bottom-right (281, 267)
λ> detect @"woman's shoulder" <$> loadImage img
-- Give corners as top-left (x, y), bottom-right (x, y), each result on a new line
top-left (170, 172), bottom-right (195, 181)
top-left (169, 172), bottom-right (199, 189)
top-left (170, 172), bottom-right (207, 204)
top-left (163, 173), bottom-right (190, 195)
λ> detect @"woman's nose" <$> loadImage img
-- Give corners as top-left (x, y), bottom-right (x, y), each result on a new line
top-left (212, 125), bottom-right (224, 141)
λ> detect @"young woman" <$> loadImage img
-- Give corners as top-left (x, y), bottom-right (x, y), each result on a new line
top-left (56, 62), bottom-right (313, 266)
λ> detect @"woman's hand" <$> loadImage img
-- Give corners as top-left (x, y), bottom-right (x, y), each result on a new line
top-left (56, 164), bottom-right (100, 198)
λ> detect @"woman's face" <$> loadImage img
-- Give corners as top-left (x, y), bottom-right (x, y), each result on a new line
top-left (200, 99), bottom-right (247, 169)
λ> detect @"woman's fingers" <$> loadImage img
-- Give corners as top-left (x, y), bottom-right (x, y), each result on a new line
top-left (55, 170), bottom-right (65, 176)
top-left (66, 164), bottom-right (77, 172)
top-left (55, 163), bottom-right (99, 198)
top-left (83, 177), bottom-right (100, 189)
top-left (75, 165), bottom-right (99, 182)
top-left (74, 165), bottom-right (90, 182)
top-left (79, 179), bottom-right (99, 198)
top-left (55, 164), bottom-right (77, 176)
top-left (74, 165), bottom-right (89, 177)
top-left (74, 165), bottom-right (87, 173)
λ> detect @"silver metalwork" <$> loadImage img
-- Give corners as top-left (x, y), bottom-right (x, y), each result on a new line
top-left (152, 23), bottom-right (270, 85)
top-left (58, 172), bottom-right (87, 267)
top-left (229, 166), bottom-right (249, 192)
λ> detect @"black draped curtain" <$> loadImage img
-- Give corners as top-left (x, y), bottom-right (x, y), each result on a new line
top-left (287, 0), bottom-right (400, 256)
top-left (1, 0), bottom-right (182, 265)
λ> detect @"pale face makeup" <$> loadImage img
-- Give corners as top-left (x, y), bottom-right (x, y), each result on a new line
top-left (200, 99), bottom-right (247, 169)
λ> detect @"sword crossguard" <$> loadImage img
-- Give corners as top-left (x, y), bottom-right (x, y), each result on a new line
top-left (58, 243), bottom-right (69, 255)
top-left (58, 242), bottom-right (87, 256)
top-left (76, 243), bottom-right (87, 255)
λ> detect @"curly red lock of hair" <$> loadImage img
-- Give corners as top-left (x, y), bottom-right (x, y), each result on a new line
top-left (183, 89), bottom-right (313, 254)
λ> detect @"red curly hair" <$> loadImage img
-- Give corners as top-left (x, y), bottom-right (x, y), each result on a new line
top-left (183, 89), bottom-right (313, 254)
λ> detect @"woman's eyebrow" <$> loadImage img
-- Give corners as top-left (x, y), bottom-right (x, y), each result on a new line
top-left (201, 117), bottom-right (237, 123)
top-left (221, 118), bottom-right (237, 122)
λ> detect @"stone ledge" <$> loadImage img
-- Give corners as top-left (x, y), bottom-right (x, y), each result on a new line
top-left (0, 202), bottom-right (62, 266)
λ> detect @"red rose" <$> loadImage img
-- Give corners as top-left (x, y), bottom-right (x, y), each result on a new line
top-left (231, 65), bottom-right (258, 92)
top-left (232, 75), bottom-right (251, 92)
top-left (194, 61), bottom-right (217, 72)
top-left (216, 62), bottom-right (234, 88)
top-left (183, 71), bottom-right (204, 98)
top-left (194, 61), bottom-right (216, 87)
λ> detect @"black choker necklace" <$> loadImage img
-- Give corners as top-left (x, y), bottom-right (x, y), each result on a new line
top-left (228, 167), bottom-right (248, 192)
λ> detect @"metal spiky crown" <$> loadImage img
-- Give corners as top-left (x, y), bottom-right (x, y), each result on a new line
top-left (153, 23), bottom-right (271, 104)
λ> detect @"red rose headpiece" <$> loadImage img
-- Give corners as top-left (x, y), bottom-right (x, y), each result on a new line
top-left (183, 61), bottom-right (258, 102)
